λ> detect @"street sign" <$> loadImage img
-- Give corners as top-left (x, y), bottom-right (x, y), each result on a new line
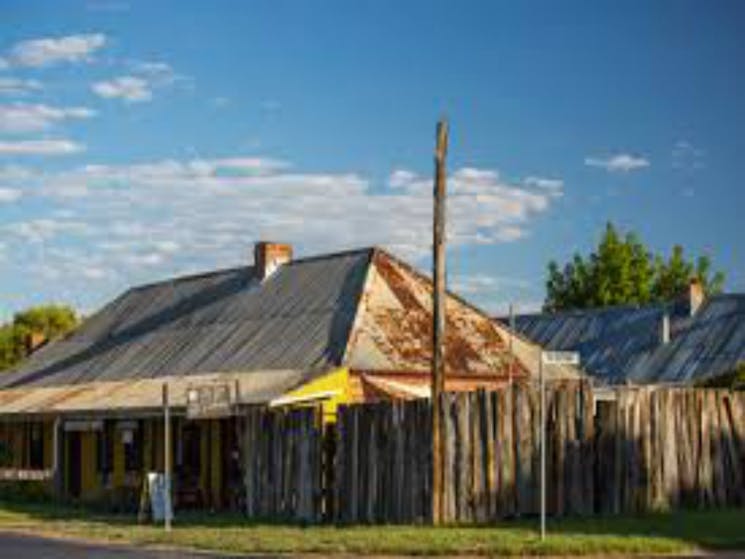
top-left (541, 351), bottom-right (580, 366)
top-left (186, 382), bottom-right (234, 419)
top-left (538, 349), bottom-right (580, 542)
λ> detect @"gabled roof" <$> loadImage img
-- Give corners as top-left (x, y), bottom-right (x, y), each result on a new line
top-left (500, 294), bottom-right (745, 385)
top-left (1, 248), bottom-right (373, 390)
top-left (2, 246), bottom-right (577, 408)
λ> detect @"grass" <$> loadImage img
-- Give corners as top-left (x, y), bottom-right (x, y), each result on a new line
top-left (0, 500), bottom-right (743, 556)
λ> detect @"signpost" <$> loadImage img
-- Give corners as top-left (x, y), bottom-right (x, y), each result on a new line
top-left (162, 383), bottom-right (172, 532)
top-left (539, 350), bottom-right (580, 541)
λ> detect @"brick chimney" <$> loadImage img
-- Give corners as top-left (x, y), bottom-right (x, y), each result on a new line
top-left (25, 331), bottom-right (47, 355)
top-left (254, 242), bottom-right (293, 280)
top-left (687, 277), bottom-right (705, 316)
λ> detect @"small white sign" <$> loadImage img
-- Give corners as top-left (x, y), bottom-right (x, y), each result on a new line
top-left (147, 472), bottom-right (172, 522)
top-left (541, 351), bottom-right (581, 366)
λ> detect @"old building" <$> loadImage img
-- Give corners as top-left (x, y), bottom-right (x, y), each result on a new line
top-left (500, 280), bottom-right (745, 386)
top-left (0, 243), bottom-right (577, 508)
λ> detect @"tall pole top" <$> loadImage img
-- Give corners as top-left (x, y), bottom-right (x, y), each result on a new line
top-left (435, 119), bottom-right (449, 162)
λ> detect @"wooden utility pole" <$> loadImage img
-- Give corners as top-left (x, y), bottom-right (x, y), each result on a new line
top-left (431, 119), bottom-right (448, 525)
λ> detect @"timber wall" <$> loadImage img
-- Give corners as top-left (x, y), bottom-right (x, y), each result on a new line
top-left (239, 384), bottom-right (745, 523)
top-left (241, 407), bottom-right (322, 522)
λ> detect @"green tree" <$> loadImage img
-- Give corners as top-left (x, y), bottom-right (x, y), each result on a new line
top-left (0, 304), bottom-right (78, 372)
top-left (545, 223), bottom-right (725, 311)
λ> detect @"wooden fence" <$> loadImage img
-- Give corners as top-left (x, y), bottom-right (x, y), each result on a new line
top-left (333, 384), bottom-right (744, 523)
top-left (596, 387), bottom-right (745, 513)
top-left (240, 406), bottom-right (322, 522)
top-left (239, 385), bottom-right (745, 523)
top-left (334, 381), bottom-right (594, 523)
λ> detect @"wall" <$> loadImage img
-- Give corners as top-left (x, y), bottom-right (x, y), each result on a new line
top-left (241, 406), bottom-right (322, 522)
top-left (333, 384), bottom-right (745, 523)
top-left (274, 367), bottom-right (352, 422)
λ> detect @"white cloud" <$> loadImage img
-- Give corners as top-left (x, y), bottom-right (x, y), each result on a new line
top-left (0, 103), bottom-right (95, 133)
top-left (584, 153), bottom-right (650, 173)
top-left (91, 76), bottom-right (152, 102)
top-left (0, 165), bottom-right (35, 181)
top-left (131, 61), bottom-right (172, 76)
top-left (0, 187), bottom-right (22, 203)
top-left (451, 274), bottom-right (530, 295)
top-left (8, 33), bottom-right (106, 67)
top-left (523, 176), bottom-right (564, 195)
top-left (672, 140), bottom-right (705, 171)
top-left (0, 139), bottom-right (85, 156)
top-left (93, 61), bottom-right (188, 104)
top-left (0, 155), bottom-right (562, 310)
top-left (0, 78), bottom-right (43, 96)
top-left (80, 266), bottom-right (108, 280)
top-left (4, 218), bottom-right (92, 242)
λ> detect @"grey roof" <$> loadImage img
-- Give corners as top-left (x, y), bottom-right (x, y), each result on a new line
top-left (500, 294), bottom-right (745, 385)
top-left (1, 248), bottom-right (373, 390)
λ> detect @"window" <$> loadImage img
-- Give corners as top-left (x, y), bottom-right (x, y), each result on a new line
top-left (28, 422), bottom-right (44, 469)
top-left (123, 421), bottom-right (143, 472)
top-left (96, 421), bottom-right (114, 477)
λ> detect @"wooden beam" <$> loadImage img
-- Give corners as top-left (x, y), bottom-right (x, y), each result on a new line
top-left (432, 119), bottom-right (449, 525)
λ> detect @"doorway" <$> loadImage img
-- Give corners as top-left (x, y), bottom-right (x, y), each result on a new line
top-left (66, 431), bottom-right (82, 499)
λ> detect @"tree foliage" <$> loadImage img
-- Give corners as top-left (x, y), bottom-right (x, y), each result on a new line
top-left (545, 223), bottom-right (725, 311)
top-left (0, 304), bottom-right (78, 372)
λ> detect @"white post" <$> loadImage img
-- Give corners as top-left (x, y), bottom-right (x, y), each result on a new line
top-left (163, 383), bottom-right (172, 532)
top-left (539, 351), bottom-right (546, 541)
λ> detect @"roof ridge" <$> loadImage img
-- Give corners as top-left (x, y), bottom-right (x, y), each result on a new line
top-left (502, 291), bottom-right (745, 321)
top-left (128, 246), bottom-right (377, 293)
top-left (502, 301), bottom-right (668, 320)
top-left (130, 265), bottom-right (251, 292)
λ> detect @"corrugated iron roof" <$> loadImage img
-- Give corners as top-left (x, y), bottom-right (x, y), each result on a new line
top-left (0, 370), bottom-right (309, 417)
top-left (1, 248), bottom-right (373, 390)
top-left (0, 246), bottom-right (582, 416)
top-left (500, 294), bottom-right (745, 385)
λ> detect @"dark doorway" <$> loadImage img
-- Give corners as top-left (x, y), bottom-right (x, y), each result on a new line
top-left (177, 422), bottom-right (202, 508)
top-left (221, 418), bottom-right (241, 510)
top-left (66, 432), bottom-right (82, 499)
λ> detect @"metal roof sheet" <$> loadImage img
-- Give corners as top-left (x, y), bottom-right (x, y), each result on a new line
top-left (501, 294), bottom-right (745, 385)
top-left (0, 370), bottom-right (309, 417)
top-left (1, 248), bottom-right (373, 390)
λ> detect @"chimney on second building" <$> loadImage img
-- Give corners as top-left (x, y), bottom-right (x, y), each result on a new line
top-left (254, 242), bottom-right (293, 280)
top-left (660, 312), bottom-right (671, 345)
top-left (687, 277), bottom-right (705, 317)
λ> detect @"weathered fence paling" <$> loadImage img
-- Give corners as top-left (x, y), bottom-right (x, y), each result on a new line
top-left (331, 384), bottom-right (744, 524)
top-left (240, 385), bottom-right (745, 524)
top-left (241, 407), bottom-right (322, 522)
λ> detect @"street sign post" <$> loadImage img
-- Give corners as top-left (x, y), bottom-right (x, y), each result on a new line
top-left (539, 350), bottom-right (580, 541)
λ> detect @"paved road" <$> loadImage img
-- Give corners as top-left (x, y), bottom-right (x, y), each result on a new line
top-left (0, 531), bottom-right (262, 558)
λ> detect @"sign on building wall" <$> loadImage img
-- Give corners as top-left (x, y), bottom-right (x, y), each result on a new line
top-left (185, 382), bottom-right (234, 419)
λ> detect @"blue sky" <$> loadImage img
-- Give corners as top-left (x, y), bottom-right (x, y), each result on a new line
top-left (0, 0), bottom-right (743, 318)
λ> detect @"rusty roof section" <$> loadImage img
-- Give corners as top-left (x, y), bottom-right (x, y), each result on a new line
top-left (343, 249), bottom-right (580, 380)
